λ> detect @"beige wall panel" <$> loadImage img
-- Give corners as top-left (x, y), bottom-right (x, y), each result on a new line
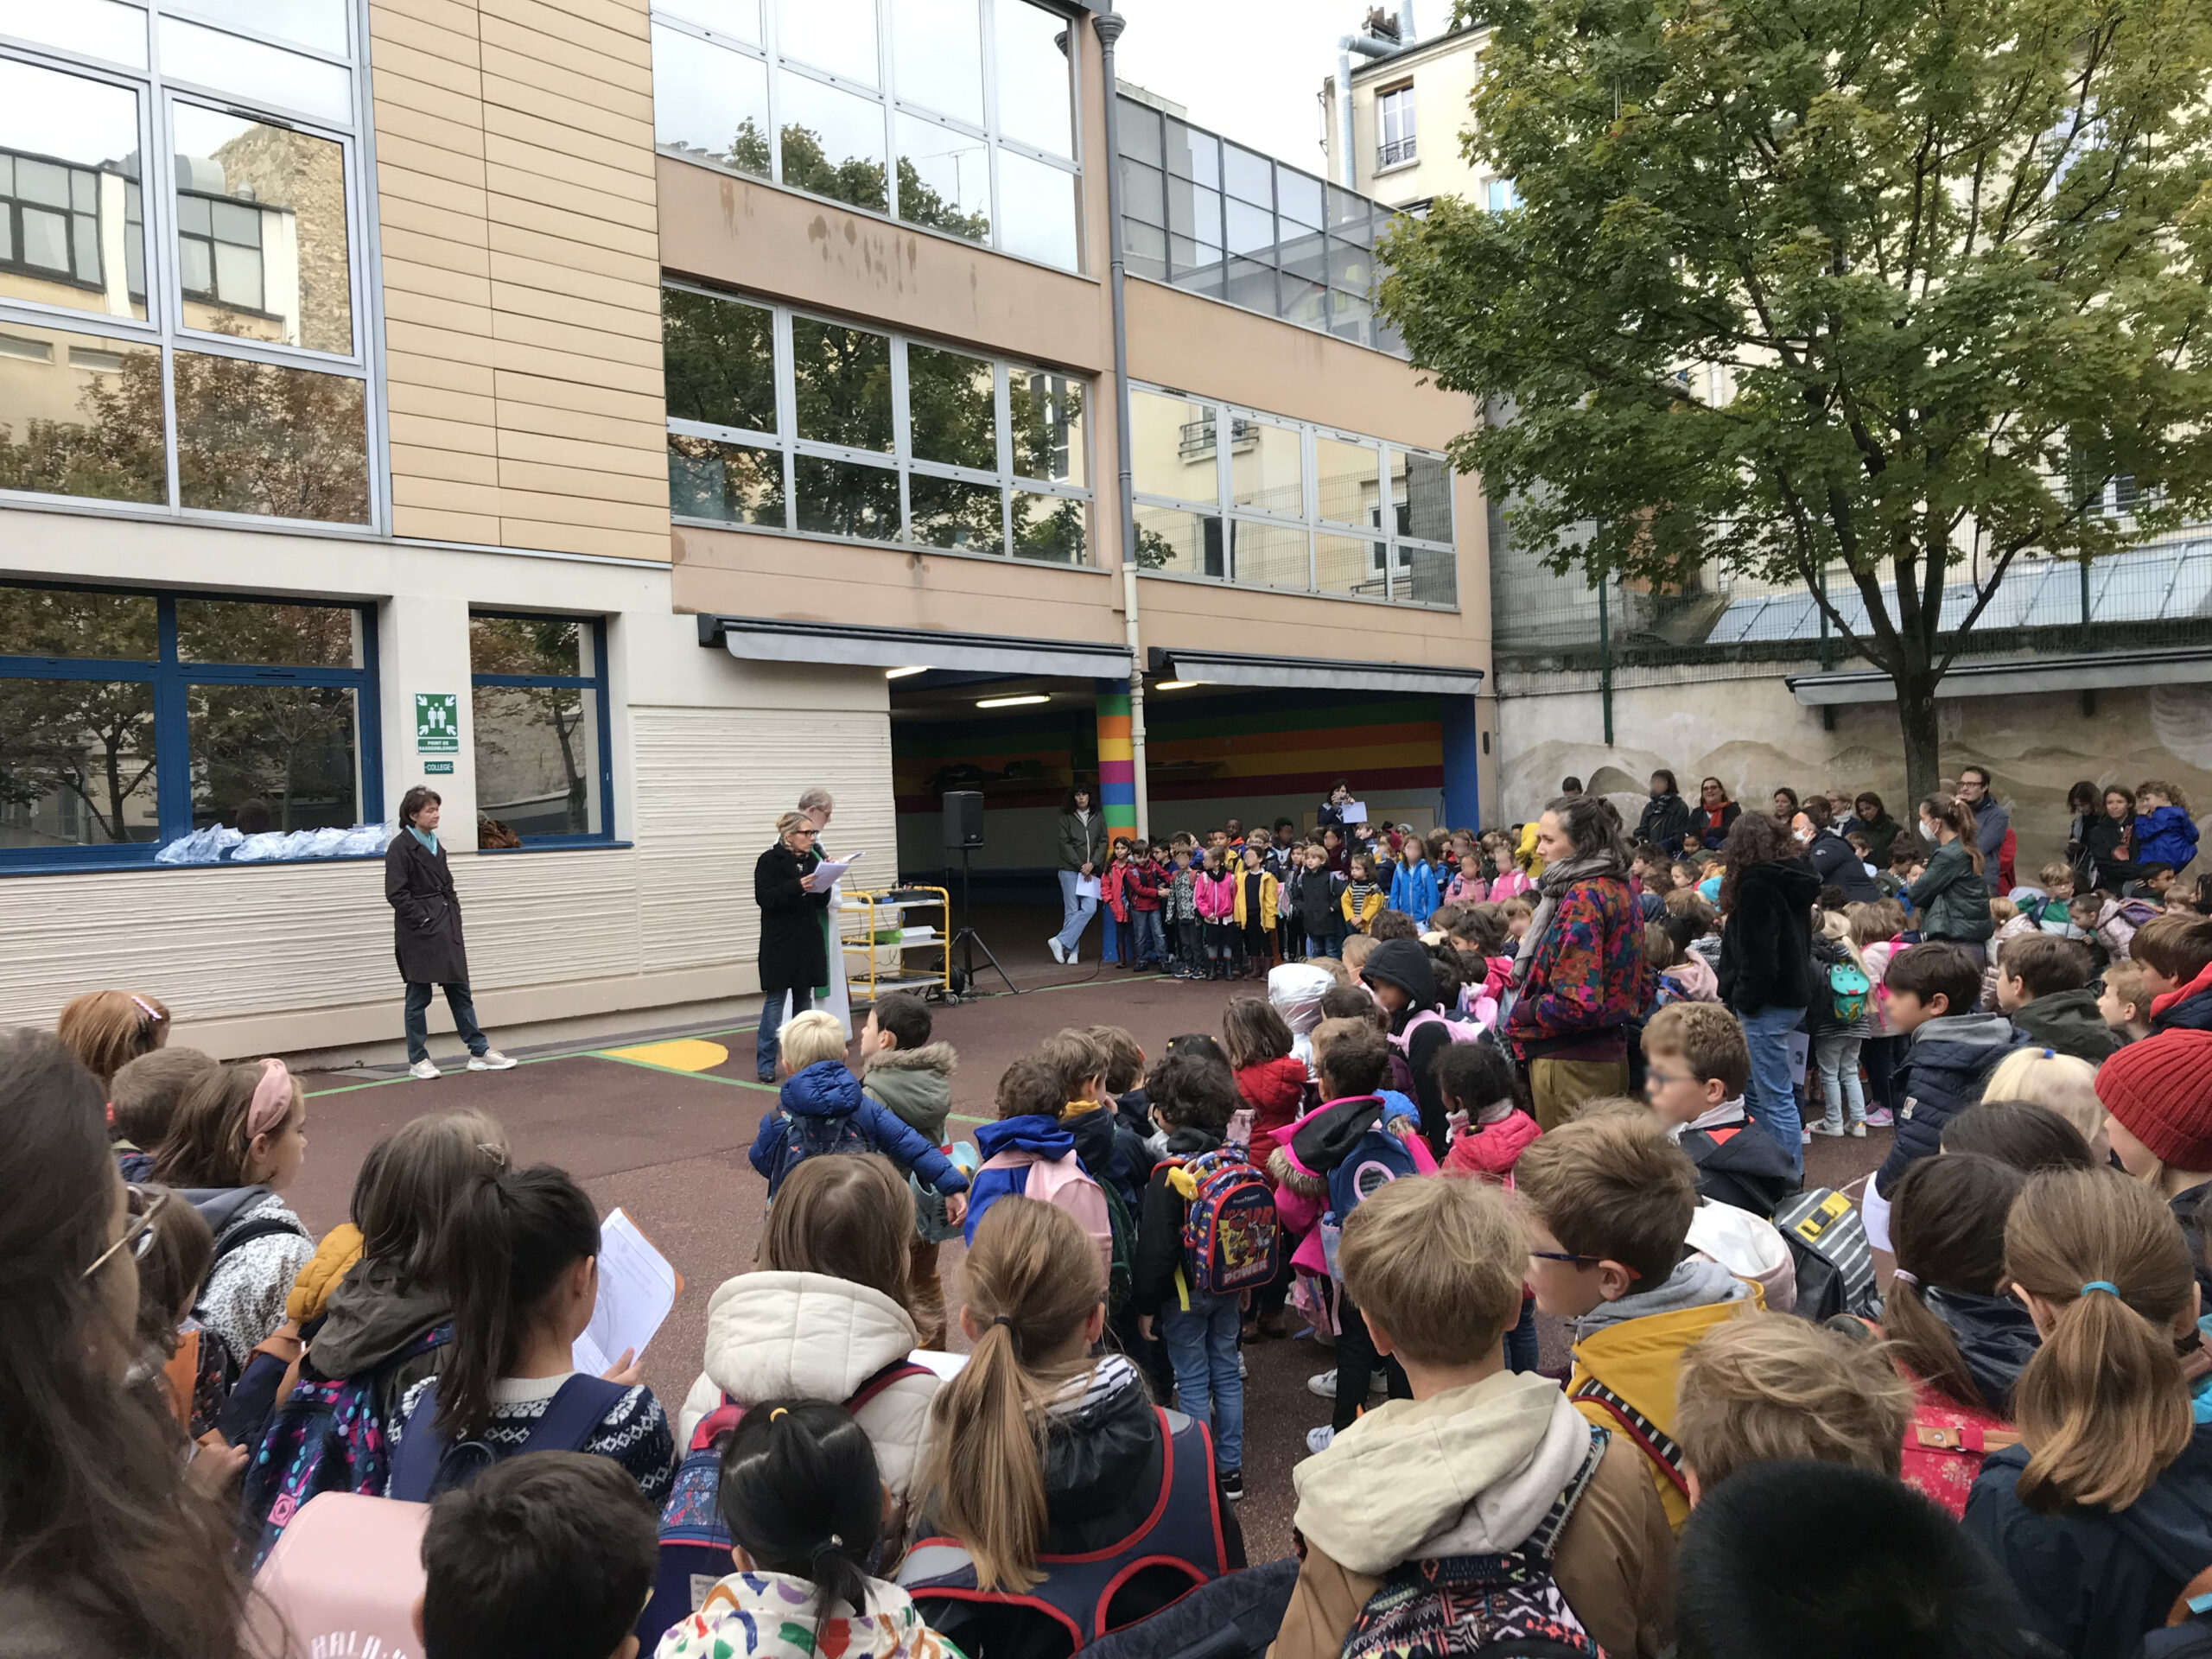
top-left (394, 505), bottom-right (504, 543)
top-left (391, 441), bottom-right (499, 486)
top-left (489, 251), bottom-right (661, 314)
top-left (488, 337), bottom-right (665, 395)
top-left (385, 317), bottom-right (499, 370)
top-left (498, 429), bottom-right (666, 479)
top-left (383, 259), bottom-right (495, 309)
top-left (489, 223), bottom-right (655, 286)
top-left (483, 104), bottom-right (655, 180)
top-left (479, 15), bottom-right (652, 92)
top-left (393, 474), bottom-right (506, 516)
top-left (488, 193), bottom-right (660, 259)
top-left (386, 378), bottom-right (499, 425)
top-left (486, 280), bottom-right (659, 342)
top-left (489, 309), bottom-right (662, 368)
top-left (380, 226), bottom-right (494, 281)
top-left (494, 374), bottom-right (666, 427)
top-left (481, 58), bottom-right (651, 123)
top-left (484, 162), bottom-right (658, 232)
top-left (372, 99), bottom-right (490, 161)
top-left (501, 519), bottom-right (673, 560)
top-left (375, 165), bottom-right (491, 220)
top-left (480, 0), bottom-right (651, 61)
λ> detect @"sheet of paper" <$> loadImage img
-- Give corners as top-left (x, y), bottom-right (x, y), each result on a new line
top-left (1339, 800), bottom-right (1369, 825)
top-left (1075, 874), bottom-right (1101, 899)
top-left (572, 1208), bottom-right (680, 1376)
top-left (810, 854), bottom-right (861, 890)
top-left (1785, 1031), bottom-right (1811, 1088)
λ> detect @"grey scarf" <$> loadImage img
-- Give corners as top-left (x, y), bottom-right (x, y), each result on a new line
top-left (1509, 851), bottom-right (1626, 990)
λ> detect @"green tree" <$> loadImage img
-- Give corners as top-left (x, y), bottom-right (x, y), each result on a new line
top-left (721, 118), bottom-right (991, 240)
top-left (1384, 0), bottom-right (2212, 798)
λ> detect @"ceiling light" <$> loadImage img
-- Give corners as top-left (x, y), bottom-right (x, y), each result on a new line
top-left (885, 665), bottom-right (928, 678)
top-left (976, 694), bottom-right (1051, 709)
top-left (1154, 679), bottom-right (1206, 690)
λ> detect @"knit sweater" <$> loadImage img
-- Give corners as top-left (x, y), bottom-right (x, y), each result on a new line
top-left (392, 1372), bottom-right (676, 1503)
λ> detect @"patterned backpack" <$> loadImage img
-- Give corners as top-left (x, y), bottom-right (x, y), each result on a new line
top-left (239, 1323), bottom-right (449, 1570)
top-left (1175, 1146), bottom-right (1281, 1297)
top-left (1774, 1188), bottom-right (1877, 1322)
top-left (1341, 1425), bottom-right (1611, 1659)
top-left (770, 1109), bottom-right (872, 1196)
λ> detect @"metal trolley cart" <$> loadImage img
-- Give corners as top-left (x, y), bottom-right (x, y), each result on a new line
top-left (839, 886), bottom-right (951, 1005)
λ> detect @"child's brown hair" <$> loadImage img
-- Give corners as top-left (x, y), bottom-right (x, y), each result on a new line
top-left (759, 1152), bottom-right (912, 1310)
top-left (1499, 895), bottom-right (1535, 925)
top-left (109, 1048), bottom-right (219, 1151)
top-left (1513, 1111), bottom-right (1698, 1289)
top-left (131, 1183), bottom-right (213, 1357)
top-left (995, 1056), bottom-right (1063, 1121)
top-left (1220, 996), bottom-right (1293, 1071)
top-left (148, 1060), bottom-right (302, 1189)
top-left (2132, 915), bottom-right (2212, 986)
top-left (1672, 1313), bottom-right (1913, 1489)
top-left (2103, 959), bottom-right (2152, 1026)
top-left (1662, 886), bottom-right (1719, 933)
top-left (57, 989), bottom-right (170, 1086)
top-left (1338, 1172), bottom-right (1526, 1366)
top-left (1037, 1030), bottom-right (1106, 1103)
top-left (1317, 984), bottom-right (1386, 1030)
top-left (1999, 934), bottom-right (2093, 1002)
top-left (1311, 1017), bottom-right (1389, 1098)
top-left (1082, 1026), bottom-right (1145, 1094)
top-left (1641, 1003), bottom-right (1750, 1097)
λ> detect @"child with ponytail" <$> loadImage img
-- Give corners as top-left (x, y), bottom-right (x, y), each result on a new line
top-left (1962, 1167), bottom-right (2212, 1659)
top-left (389, 1163), bottom-right (675, 1503)
top-left (901, 1197), bottom-right (1239, 1656)
top-left (657, 1399), bottom-right (963, 1659)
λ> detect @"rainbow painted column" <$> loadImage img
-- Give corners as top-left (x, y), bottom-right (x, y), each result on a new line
top-left (1096, 683), bottom-right (1138, 842)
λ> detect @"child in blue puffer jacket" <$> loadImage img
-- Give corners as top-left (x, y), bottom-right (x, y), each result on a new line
top-left (2136, 782), bottom-right (2200, 875)
top-left (1387, 839), bottom-right (1440, 929)
top-left (749, 1012), bottom-right (970, 1215)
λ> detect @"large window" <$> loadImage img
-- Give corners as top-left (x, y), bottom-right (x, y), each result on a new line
top-left (1118, 95), bottom-right (1405, 355)
top-left (0, 4), bottom-right (375, 527)
top-left (651, 0), bottom-right (1083, 272)
top-left (0, 582), bottom-right (380, 866)
top-left (1377, 86), bottom-right (1415, 168)
top-left (1130, 384), bottom-right (1456, 606)
top-left (664, 282), bottom-right (1093, 563)
top-left (470, 615), bottom-right (613, 845)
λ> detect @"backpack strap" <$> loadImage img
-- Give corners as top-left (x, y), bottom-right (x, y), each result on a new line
top-left (1911, 1421), bottom-right (2022, 1455)
top-left (845, 1359), bottom-right (932, 1414)
top-left (522, 1374), bottom-right (632, 1457)
top-left (1521, 1423), bottom-right (1612, 1564)
top-left (387, 1380), bottom-right (449, 1503)
top-left (689, 1390), bottom-right (743, 1455)
top-left (213, 1214), bottom-right (309, 1265)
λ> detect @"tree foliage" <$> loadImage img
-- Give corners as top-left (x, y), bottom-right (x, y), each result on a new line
top-left (1385, 0), bottom-right (2212, 793)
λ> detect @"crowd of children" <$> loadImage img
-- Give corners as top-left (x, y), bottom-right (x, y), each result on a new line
top-left (15, 766), bottom-right (2212, 1659)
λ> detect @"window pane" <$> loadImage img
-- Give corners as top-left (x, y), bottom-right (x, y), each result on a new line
top-left (1117, 98), bottom-right (1160, 167)
top-left (173, 107), bottom-right (352, 355)
top-left (0, 585), bottom-right (157, 659)
top-left (473, 683), bottom-right (600, 836)
top-left (188, 683), bottom-right (358, 831)
top-left (906, 343), bottom-right (995, 471)
top-left (1225, 256), bottom-right (1275, 314)
top-left (1402, 543), bottom-right (1457, 605)
top-left (1130, 388), bottom-right (1217, 504)
top-left (662, 288), bottom-right (777, 434)
top-left (791, 316), bottom-right (891, 450)
top-left (779, 0), bottom-right (878, 86)
top-left (1225, 199), bottom-right (1273, 258)
top-left (173, 350), bottom-right (369, 523)
top-left (472, 614), bottom-right (588, 677)
top-left (0, 677), bottom-right (157, 846)
top-left (1013, 491), bottom-right (1084, 563)
top-left (1395, 448), bottom-right (1453, 542)
top-left (1166, 119), bottom-right (1217, 188)
top-left (994, 0), bottom-right (1073, 159)
top-left (1230, 519), bottom-right (1309, 590)
top-left (793, 454), bottom-right (898, 540)
top-left (1328, 184), bottom-right (1371, 235)
top-left (1276, 165), bottom-right (1323, 229)
top-left (1327, 237), bottom-right (1374, 292)
top-left (1230, 420), bottom-right (1302, 516)
top-left (1223, 143), bottom-right (1271, 204)
top-left (1281, 272), bottom-right (1325, 329)
top-left (1008, 365), bottom-right (1084, 486)
top-left (179, 0), bottom-right (347, 55)
top-left (1329, 289), bottom-right (1373, 346)
top-left (1168, 179), bottom-right (1219, 242)
top-left (1121, 157), bottom-right (1164, 226)
top-left (906, 474), bottom-right (1002, 553)
top-left (652, 24), bottom-right (771, 176)
top-left (896, 112), bottom-right (990, 243)
top-left (1168, 235), bottom-right (1222, 289)
top-left (1133, 504), bottom-right (1222, 578)
top-left (0, 0), bottom-right (148, 67)
top-left (658, 0), bottom-right (760, 41)
top-left (891, 0), bottom-right (982, 125)
top-left (1316, 531), bottom-right (1387, 598)
top-left (177, 600), bottom-right (359, 667)
top-left (0, 322), bottom-right (165, 505)
top-left (778, 71), bottom-right (889, 213)
top-left (0, 60), bottom-right (145, 320)
top-left (1124, 218), bottom-right (1166, 281)
top-left (1282, 222), bottom-right (1328, 290)
top-left (995, 149), bottom-right (1077, 270)
top-left (157, 18), bottom-right (352, 124)
top-left (1315, 438), bottom-right (1380, 528)
top-left (667, 433), bottom-right (785, 525)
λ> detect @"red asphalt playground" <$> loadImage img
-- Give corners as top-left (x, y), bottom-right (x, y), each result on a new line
top-left (288, 906), bottom-right (1889, 1560)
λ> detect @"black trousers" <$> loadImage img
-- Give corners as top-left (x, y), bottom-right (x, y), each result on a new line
top-left (1332, 1288), bottom-right (1411, 1430)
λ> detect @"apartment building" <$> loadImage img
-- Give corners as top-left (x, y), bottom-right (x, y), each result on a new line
top-left (0, 0), bottom-right (1495, 1060)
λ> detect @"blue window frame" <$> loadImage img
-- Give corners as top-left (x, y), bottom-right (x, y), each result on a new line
top-left (0, 581), bottom-right (381, 869)
top-left (468, 612), bottom-right (614, 847)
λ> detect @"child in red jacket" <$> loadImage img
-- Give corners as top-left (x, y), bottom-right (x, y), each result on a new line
top-left (1437, 1039), bottom-right (1542, 1372)
top-left (1223, 995), bottom-right (1310, 1144)
top-left (1100, 837), bottom-right (1134, 967)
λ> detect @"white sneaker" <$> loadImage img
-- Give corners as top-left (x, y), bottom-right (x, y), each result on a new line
top-left (1046, 938), bottom-right (1067, 964)
top-left (1306, 1424), bottom-right (1337, 1454)
top-left (1307, 1368), bottom-right (1337, 1399)
top-left (1808, 1122), bottom-right (1846, 1137)
top-left (468, 1051), bottom-right (517, 1071)
top-left (1849, 1122), bottom-right (1868, 1138)
top-left (408, 1058), bottom-right (441, 1080)
top-left (1239, 1353), bottom-right (1248, 1379)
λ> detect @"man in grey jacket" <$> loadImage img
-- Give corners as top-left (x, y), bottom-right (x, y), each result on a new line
top-left (1958, 766), bottom-right (2010, 892)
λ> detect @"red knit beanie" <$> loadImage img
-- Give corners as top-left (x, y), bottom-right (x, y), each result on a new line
top-left (2096, 1030), bottom-right (2212, 1170)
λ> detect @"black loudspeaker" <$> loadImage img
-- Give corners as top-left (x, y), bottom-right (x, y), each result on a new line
top-left (943, 790), bottom-right (986, 850)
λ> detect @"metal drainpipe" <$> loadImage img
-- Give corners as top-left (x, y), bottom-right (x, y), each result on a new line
top-left (1338, 34), bottom-right (1395, 187)
top-left (1094, 6), bottom-right (1148, 841)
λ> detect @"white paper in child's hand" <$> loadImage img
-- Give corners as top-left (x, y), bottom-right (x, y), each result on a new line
top-left (572, 1209), bottom-right (678, 1376)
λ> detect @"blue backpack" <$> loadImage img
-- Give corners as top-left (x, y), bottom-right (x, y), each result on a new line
top-left (770, 1109), bottom-right (872, 1197)
top-left (1325, 1125), bottom-right (1421, 1225)
top-left (386, 1372), bottom-right (631, 1503)
top-left (240, 1323), bottom-right (449, 1571)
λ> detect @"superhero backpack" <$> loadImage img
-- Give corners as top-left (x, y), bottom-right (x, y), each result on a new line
top-left (639, 1359), bottom-right (931, 1651)
top-left (1340, 1424), bottom-right (1612, 1659)
top-left (240, 1322), bottom-right (450, 1571)
top-left (1174, 1146), bottom-right (1281, 1297)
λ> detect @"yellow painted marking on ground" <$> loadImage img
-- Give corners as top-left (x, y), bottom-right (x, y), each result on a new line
top-left (598, 1038), bottom-right (730, 1072)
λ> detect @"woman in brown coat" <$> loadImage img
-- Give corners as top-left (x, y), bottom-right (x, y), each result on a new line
top-left (385, 785), bottom-right (513, 1080)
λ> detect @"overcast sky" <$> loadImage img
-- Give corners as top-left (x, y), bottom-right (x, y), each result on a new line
top-left (1114, 0), bottom-right (1395, 174)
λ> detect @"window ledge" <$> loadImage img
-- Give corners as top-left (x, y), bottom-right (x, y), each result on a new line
top-left (1135, 565), bottom-right (1461, 613)
top-left (671, 515), bottom-right (1113, 573)
top-left (475, 840), bottom-right (633, 854)
top-left (0, 850), bottom-right (390, 879)
top-left (1371, 158), bottom-right (1421, 181)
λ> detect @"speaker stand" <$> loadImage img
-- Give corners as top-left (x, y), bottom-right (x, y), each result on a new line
top-left (945, 846), bottom-right (1019, 1000)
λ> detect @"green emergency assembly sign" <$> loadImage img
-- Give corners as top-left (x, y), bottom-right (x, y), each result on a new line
top-left (415, 693), bottom-right (460, 753)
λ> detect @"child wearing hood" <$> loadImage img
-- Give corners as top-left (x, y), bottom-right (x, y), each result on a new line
top-left (962, 1056), bottom-right (1088, 1242)
top-left (857, 994), bottom-right (958, 1351)
top-left (1269, 1173), bottom-right (1676, 1659)
top-left (1359, 938), bottom-right (1459, 1158)
top-left (749, 1013), bottom-right (969, 1220)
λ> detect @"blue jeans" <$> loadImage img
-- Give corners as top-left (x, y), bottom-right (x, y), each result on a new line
top-left (1052, 868), bottom-right (1098, 957)
top-left (1306, 933), bottom-right (1343, 959)
top-left (1131, 909), bottom-right (1167, 967)
top-left (1503, 1294), bottom-right (1540, 1373)
top-left (1160, 1291), bottom-right (1243, 1472)
top-left (756, 986), bottom-right (799, 1079)
top-left (1740, 1002), bottom-right (1807, 1177)
top-left (404, 982), bottom-right (487, 1065)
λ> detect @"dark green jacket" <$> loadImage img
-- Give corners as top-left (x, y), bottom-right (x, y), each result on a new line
top-left (1909, 840), bottom-right (1993, 943)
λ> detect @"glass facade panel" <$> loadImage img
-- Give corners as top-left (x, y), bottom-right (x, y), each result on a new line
top-left (995, 146), bottom-right (1077, 270)
top-left (1008, 362), bottom-right (1084, 486)
top-left (662, 287), bottom-right (777, 434)
top-left (173, 107), bottom-right (352, 355)
top-left (896, 111), bottom-right (990, 242)
top-left (0, 584), bottom-right (157, 658)
top-left (1121, 158), bottom-right (1164, 226)
top-left (993, 0), bottom-right (1072, 158)
top-left (667, 433), bottom-right (785, 525)
top-left (1315, 531), bottom-right (1385, 598)
top-left (156, 17), bottom-right (351, 124)
top-left (778, 0), bottom-right (877, 86)
top-left (1276, 164), bottom-right (1323, 228)
top-left (175, 600), bottom-right (359, 667)
top-left (1316, 438), bottom-right (1380, 528)
top-left (1130, 386), bottom-right (1214, 504)
top-left (1224, 256), bottom-right (1274, 314)
top-left (1166, 120), bottom-right (1217, 188)
top-left (891, 0), bottom-right (982, 126)
top-left (907, 473), bottom-right (1001, 552)
top-left (473, 683), bottom-right (599, 836)
top-left (1230, 419), bottom-right (1302, 517)
top-left (652, 25), bottom-right (772, 175)
top-left (1169, 178), bottom-right (1220, 244)
top-left (1223, 142), bottom-right (1271, 205)
top-left (0, 321), bottom-right (165, 503)
top-left (0, 676), bottom-right (157, 845)
top-left (1012, 489), bottom-right (1083, 563)
top-left (1133, 504), bottom-right (1222, 578)
top-left (906, 341), bottom-right (995, 471)
top-left (177, 0), bottom-right (346, 55)
top-left (1124, 217), bottom-right (1166, 281)
top-left (658, 0), bottom-right (760, 40)
top-left (171, 350), bottom-right (368, 522)
top-left (188, 683), bottom-right (359, 831)
top-left (1230, 519), bottom-right (1308, 589)
top-left (791, 315), bottom-right (892, 450)
top-left (778, 69), bottom-right (889, 212)
top-left (0, 60), bottom-right (145, 320)
top-left (794, 453), bottom-right (899, 540)
top-left (0, 0), bottom-right (149, 68)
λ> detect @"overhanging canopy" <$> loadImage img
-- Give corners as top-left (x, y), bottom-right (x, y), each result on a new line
top-left (1147, 645), bottom-right (1484, 697)
top-left (1785, 646), bottom-right (2212, 707)
top-left (700, 616), bottom-right (1130, 679)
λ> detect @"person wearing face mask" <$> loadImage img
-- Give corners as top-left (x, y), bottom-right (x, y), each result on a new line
top-left (1908, 796), bottom-right (1996, 962)
top-left (1636, 771), bottom-right (1694, 855)
top-left (1794, 799), bottom-right (1879, 905)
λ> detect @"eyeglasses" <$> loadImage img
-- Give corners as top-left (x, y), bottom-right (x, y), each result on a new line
top-left (83, 1185), bottom-right (168, 1280)
top-left (1643, 1067), bottom-right (1699, 1087)
top-left (1529, 1247), bottom-right (1601, 1266)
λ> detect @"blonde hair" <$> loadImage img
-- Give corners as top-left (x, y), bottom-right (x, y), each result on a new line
top-left (760, 1153), bottom-right (911, 1307)
top-left (2139, 779), bottom-right (2191, 811)
top-left (778, 1010), bottom-right (849, 1071)
top-left (2006, 1168), bottom-right (2195, 1511)
top-left (1036, 1030), bottom-right (1106, 1103)
top-left (1499, 895), bottom-right (1535, 923)
top-left (1846, 900), bottom-right (1900, 950)
top-left (1340, 935), bottom-right (1376, 974)
top-left (1641, 1002), bottom-right (1750, 1097)
top-left (1514, 1111), bottom-right (1698, 1288)
top-left (2103, 959), bottom-right (2152, 1024)
top-left (57, 990), bottom-right (171, 1086)
top-left (923, 1198), bottom-right (1107, 1592)
top-left (1980, 1050), bottom-right (2103, 1149)
top-left (776, 810), bottom-right (813, 840)
top-left (1820, 908), bottom-right (1871, 976)
top-left (1338, 1173), bottom-right (1525, 1364)
top-left (1673, 1313), bottom-right (1913, 1489)
top-left (1989, 896), bottom-right (2019, 926)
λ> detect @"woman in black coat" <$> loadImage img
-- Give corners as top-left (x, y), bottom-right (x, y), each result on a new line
top-left (1717, 811), bottom-right (1821, 1175)
top-left (753, 810), bottom-right (833, 1082)
top-left (1852, 792), bottom-right (1904, 862)
top-left (385, 785), bottom-right (512, 1079)
top-left (2085, 784), bottom-right (2143, 892)
top-left (1691, 777), bottom-right (1741, 849)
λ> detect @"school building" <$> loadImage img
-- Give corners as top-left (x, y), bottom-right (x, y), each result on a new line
top-left (0, 0), bottom-right (1495, 1061)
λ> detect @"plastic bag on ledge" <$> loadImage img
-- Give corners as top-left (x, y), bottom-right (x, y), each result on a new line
top-left (155, 824), bottom-right (246, 865)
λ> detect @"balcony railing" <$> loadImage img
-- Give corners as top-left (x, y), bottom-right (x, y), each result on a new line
top-left (1377, 136), bottom-right (1416, 168)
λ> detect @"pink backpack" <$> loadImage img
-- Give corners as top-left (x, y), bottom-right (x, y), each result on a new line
top-left (251, 1491), bottom-right (427, 1659)
top-left (978, 1147), bottom-right (1114, 1280)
